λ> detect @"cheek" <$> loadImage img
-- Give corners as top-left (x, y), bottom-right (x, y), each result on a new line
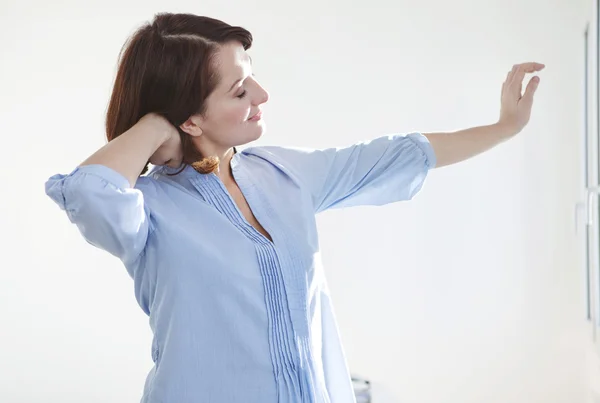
top-left (222, 103), bottom-right (250, 125)
top-left (204, 101), bottom-right (251, 134)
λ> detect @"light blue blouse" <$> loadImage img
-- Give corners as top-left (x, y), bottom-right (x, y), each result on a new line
top-left (45, 132), bottom-right (436, 403)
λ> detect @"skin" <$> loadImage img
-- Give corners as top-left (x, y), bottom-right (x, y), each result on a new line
top-left (149, 41), bottom-right (269, 185)
top-left (152, 56), bottom-right (545, 173)
top-left (81, 40), bottom-right (544, 186)
top-left (422, 62), bottom-right (545, 168)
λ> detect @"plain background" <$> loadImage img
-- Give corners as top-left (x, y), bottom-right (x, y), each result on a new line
top-left (1, 0), bottom-right (598, 402)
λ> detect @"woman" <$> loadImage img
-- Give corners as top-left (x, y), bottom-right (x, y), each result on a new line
top-left (44, 12), bottom-right (543, 403)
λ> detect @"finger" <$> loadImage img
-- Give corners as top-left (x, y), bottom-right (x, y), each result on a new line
top-left (521, 76), bottom-right (540, 107)
top-left (502, 70), bottom-right (511, 97)
top-left (509, 62), bottom-right (545, 88)
top-left (503, 65), bottom-right (521, 99)
top-left (516, 62), bottom-right (545, 72)
top-left (503, 69), bottom-right (512, 86)
top-left (507, 64), bottom-right (519, 84)
top-left (503, 65), bottom-right (521, 98)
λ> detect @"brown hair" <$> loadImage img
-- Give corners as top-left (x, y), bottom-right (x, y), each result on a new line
top-left (105, 12), bottom-right (253, 175)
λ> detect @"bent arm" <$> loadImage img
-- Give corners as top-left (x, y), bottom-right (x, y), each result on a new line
top-left (45, 113), bottom-right (171, 263)
top-left (80, 113), bottom-right (172, 187)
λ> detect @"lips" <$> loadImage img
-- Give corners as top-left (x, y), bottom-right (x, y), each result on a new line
top-left (248, 111), bottom-right (262, 121)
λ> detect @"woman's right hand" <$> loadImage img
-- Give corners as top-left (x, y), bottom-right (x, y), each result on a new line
top-left (143, 113), bottom-right (184, 168)
top-left (79, 112), bottom-right (184, 187)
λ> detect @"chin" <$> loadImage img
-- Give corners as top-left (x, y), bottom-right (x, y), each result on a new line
top-left (234, 122), bottom-right (266, 147)
top-left (249, 124), bottom-right (266, 141)
top-left (233, 132), bottom-right (262, 150)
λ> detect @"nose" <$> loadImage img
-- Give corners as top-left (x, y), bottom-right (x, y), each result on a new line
top-left (260, 89), bottom-right (269, 104)
top-left (253, 82), bottom-right (269, 105)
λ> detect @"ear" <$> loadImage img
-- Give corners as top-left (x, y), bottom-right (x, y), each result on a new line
top-left (179, 115), bottom-right (204, 137)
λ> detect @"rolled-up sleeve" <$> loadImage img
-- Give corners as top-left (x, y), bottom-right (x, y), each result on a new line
top-left (248, 132), bottom-right (436, 213)
top-left (45, 164), bottom-right (152, 264)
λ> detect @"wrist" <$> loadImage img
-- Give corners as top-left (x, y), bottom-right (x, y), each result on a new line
top-left (139, 113), bottom-right (174, 146)
top-left (494, 121), bottom-right (519, 140)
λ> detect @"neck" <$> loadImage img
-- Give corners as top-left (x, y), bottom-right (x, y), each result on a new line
top-left (189, 137), bottom-right (238, 183)
top-left (214, 148), bottom-right (236, 183)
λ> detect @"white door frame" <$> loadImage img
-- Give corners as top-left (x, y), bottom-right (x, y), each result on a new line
top-left (583, 0), bottom-right (600, 356)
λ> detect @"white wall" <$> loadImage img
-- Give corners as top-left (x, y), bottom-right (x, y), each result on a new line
top-left (0, 0), bottom-right (592, 402)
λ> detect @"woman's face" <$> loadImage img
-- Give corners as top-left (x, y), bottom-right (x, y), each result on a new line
top-left (185, 41), bottom-right (270, 155)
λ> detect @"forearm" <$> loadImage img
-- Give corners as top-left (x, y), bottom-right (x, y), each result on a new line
top-left (423, 122), bottom-right (515, 168)
top-left (79, 114), bottom-right (170, 187)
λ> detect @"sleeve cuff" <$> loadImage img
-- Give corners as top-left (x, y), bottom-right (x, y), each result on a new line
top-left (406, 132), bottom-right (437, 169)
top-left (71, 164), bottom-right (132, 190)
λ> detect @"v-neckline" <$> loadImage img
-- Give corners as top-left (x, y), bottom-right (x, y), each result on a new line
top-left (154, 151), bottom-right (276, 247)
top-left (190, 158), bottom-right (275, 247)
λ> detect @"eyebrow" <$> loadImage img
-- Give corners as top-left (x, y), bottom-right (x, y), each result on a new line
top-left (228, 78), bottom-right (243, 93)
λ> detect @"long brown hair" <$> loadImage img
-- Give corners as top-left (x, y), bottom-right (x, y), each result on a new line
top-left (105, 12), bottom-right (253, 175)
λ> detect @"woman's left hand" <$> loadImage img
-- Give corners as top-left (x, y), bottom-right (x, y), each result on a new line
top-left (498, 62), bottom-right (545, 137)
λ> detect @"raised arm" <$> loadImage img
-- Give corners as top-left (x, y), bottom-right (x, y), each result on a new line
top-left (423, 62), bottom-right (545, 168)
top-left (79, 113), bottom-right (177, 186)
top-left (45, 113), bottom-right (179, 264)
